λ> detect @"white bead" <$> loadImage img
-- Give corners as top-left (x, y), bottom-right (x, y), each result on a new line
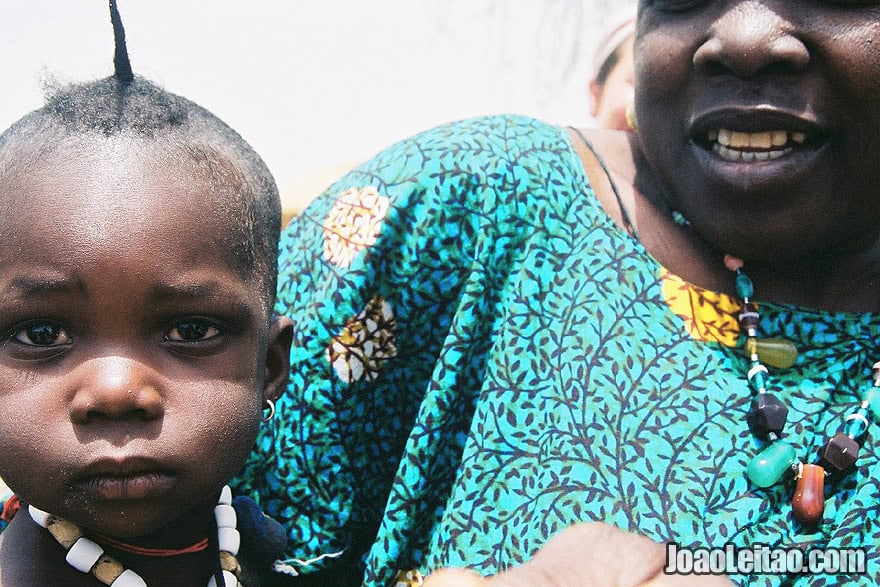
top-left (111, 569), bottom-right (148, 587)
top-left (214, 504), bottom-right (237, 528)
top-left (218, 485), bottom-right (232, 505)
top-left (65, 537), bottom-right (104, 573)
top-left (27, 505), bottom-right (52, 528)
top-left (217, 527), bottom-right (240, 555)
top-left (207, 570), bottom-right (239, 587)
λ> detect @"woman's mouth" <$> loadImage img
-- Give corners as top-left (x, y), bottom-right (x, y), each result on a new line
top-left (706, 128), bottom-right (808, 162)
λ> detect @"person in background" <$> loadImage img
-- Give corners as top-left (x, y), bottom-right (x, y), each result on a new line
top-left (588, 4), bottom-right (636, 131)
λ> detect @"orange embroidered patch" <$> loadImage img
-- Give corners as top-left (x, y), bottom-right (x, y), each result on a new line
top-left (660, 268), bottom-right (741, 347)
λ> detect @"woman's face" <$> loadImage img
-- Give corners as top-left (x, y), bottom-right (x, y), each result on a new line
top-left (635, 0), bottom-right (880, 261)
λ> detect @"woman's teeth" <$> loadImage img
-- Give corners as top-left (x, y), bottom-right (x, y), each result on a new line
top-left (708, 128), bottom-right (807, 162)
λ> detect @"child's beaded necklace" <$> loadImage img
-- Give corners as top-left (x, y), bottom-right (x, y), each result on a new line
top-left (27, 485), bottom-right (243, 586)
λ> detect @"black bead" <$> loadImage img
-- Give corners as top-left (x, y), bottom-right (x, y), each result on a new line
top-left (746, 393), bottom-right (788, 438)
top-left (820, 433), bottom-right (859, 473)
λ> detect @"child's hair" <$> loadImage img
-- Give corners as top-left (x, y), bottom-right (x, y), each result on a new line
top-left (0, 1), bottom-right (281, 310)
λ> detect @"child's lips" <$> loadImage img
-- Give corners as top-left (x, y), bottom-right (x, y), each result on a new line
top-left (73, 457), bottom-right (177, 500)
top-left (78, 472), bottom-right (176, 500)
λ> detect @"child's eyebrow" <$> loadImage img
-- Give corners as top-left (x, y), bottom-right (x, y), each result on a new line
top-left (147, 281), bottom-right (256, 314)
top-left (0, 275), bottom-right (83, 298)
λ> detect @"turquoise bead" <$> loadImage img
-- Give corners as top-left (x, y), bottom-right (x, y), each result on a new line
top-left (735, 272), bottom-right (754, 299)
top-left (843, 409), bottom-right (869, 439)
top-left (864, 386), bottom-right (880, 421)
top-left (747, 442), bottom-right (797, 488)
top-left (747, 362), bottom-right (768, 392)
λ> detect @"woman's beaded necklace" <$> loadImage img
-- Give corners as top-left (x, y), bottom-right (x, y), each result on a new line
top-left (27, 485), bottom-right (243, 586)
top-left (725, 255), bottom-right (880, 524)
top-left (569, 138), bottom-right (880, 524)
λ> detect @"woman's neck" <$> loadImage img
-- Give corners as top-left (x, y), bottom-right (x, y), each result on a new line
top-left (642, 201), bottom-right (880, 312)
top-left (578, 128), bottom-right (880, 313)
top-left (728, 243), bottom-right (880, 312)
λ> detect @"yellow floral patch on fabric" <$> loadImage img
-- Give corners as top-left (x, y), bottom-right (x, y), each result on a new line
top-left (660, 268), bottom-right (741, 347)
top-left (327, 296), bottom-right (397, 383)
top-left (323, 186), bottom-right (390, 267)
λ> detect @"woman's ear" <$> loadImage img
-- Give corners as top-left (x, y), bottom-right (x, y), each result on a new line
top-left (262, 316), bottom-right (294, 404)
top-left (589, 79), bottom-right (603, 118)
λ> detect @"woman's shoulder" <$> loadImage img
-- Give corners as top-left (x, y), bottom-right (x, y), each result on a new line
top-left (410, 114), bottom-right (571, 146)
top-left (305, 115), bottom-right (586, 213)
top-left (356, 114), bottom-right (578, 179)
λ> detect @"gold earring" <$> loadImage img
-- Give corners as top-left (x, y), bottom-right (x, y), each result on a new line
top-left (625, 100), bottom-right (637, 131)
top-left (262, 399), bottom-right (276, 422)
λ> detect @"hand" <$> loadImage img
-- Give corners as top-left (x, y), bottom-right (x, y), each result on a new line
top-left (423, 522), bottom-right (732, 587)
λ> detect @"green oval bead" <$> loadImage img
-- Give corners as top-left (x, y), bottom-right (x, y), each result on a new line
top-left (735, 273), bottom-right (754, 299)
top-left (750, 337), bottom-right (798, 369)
top-left (747, 442), bottom-right (797, 488)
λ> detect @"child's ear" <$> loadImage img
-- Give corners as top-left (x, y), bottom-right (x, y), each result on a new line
top-left (262, 316), bottom-right (293, 404)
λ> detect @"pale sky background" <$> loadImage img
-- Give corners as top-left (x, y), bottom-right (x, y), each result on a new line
top-left (1, 1), bottom-right (618, 214)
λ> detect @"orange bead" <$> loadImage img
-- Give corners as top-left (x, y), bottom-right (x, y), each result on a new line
top-left (791, 464), bottom-right (825, 525)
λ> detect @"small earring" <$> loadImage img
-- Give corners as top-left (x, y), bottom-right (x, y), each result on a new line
top-left (262, 399), bottom-right (276, 422)
top-left (625, 100), bottom-right (637, 131)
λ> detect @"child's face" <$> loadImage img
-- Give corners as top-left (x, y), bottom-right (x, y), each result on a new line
top-left (0, 138), bottom-right (290, 538)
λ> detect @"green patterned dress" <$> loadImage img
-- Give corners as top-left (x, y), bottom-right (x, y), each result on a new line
top-left (232, 115), bottom-right (880, 586)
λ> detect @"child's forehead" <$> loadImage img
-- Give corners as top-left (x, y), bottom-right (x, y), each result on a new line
top-left (1, 140), bottom-right (252, 270)
top-left (4, 135), bottom-right (244, 225)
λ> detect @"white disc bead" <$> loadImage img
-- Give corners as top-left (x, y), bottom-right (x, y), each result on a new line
top-left (218, 485), bottom-right (232, 505)
top-left (214, 504), bottom-right (237, 528)
top-left (217, 527), bottom-right (240, 555)
top-left (65, 537), bottom-right (104, 573)
top-left (28, 505), bottom-right (52, 528)
top-left (207, 569), bottom-right (239, 587)
top-left (110, 569), bottom-right (149, 587)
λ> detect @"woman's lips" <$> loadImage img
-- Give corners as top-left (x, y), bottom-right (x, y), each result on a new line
top-left (77, 472), bottom-right (176, 500)
top-left (708, 128), bottom-right (807, 162)
top-left (689, 107), bottom-right (826, 163)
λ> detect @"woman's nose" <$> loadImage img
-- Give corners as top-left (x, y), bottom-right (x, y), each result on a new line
top-left (692, 1), bottom-right (809, 78)
top-left (69, 355), bottom-right (164, 423)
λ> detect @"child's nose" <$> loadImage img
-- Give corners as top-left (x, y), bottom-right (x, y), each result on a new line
top-left (68, 355), bottom-right (164, 424)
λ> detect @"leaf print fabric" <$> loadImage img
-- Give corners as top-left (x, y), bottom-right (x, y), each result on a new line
top-left (232, 115), bottom-right (880, 586)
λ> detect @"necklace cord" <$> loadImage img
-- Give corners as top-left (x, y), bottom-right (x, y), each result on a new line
top-left (568, 126), bottom-right (640, 241)
top-left (89, 532), bottom-right (209, 557)
top-left (207, 510), bottom-right (226, 587)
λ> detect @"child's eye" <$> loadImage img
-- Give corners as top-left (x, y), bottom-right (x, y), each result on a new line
top-left (13, 322), bottom-right (72, 347)
top-left (165, 319), bottom-right (221, 342)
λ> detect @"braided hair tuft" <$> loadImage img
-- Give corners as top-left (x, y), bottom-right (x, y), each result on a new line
top-left (109, 0), bottom-right (135, 84)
